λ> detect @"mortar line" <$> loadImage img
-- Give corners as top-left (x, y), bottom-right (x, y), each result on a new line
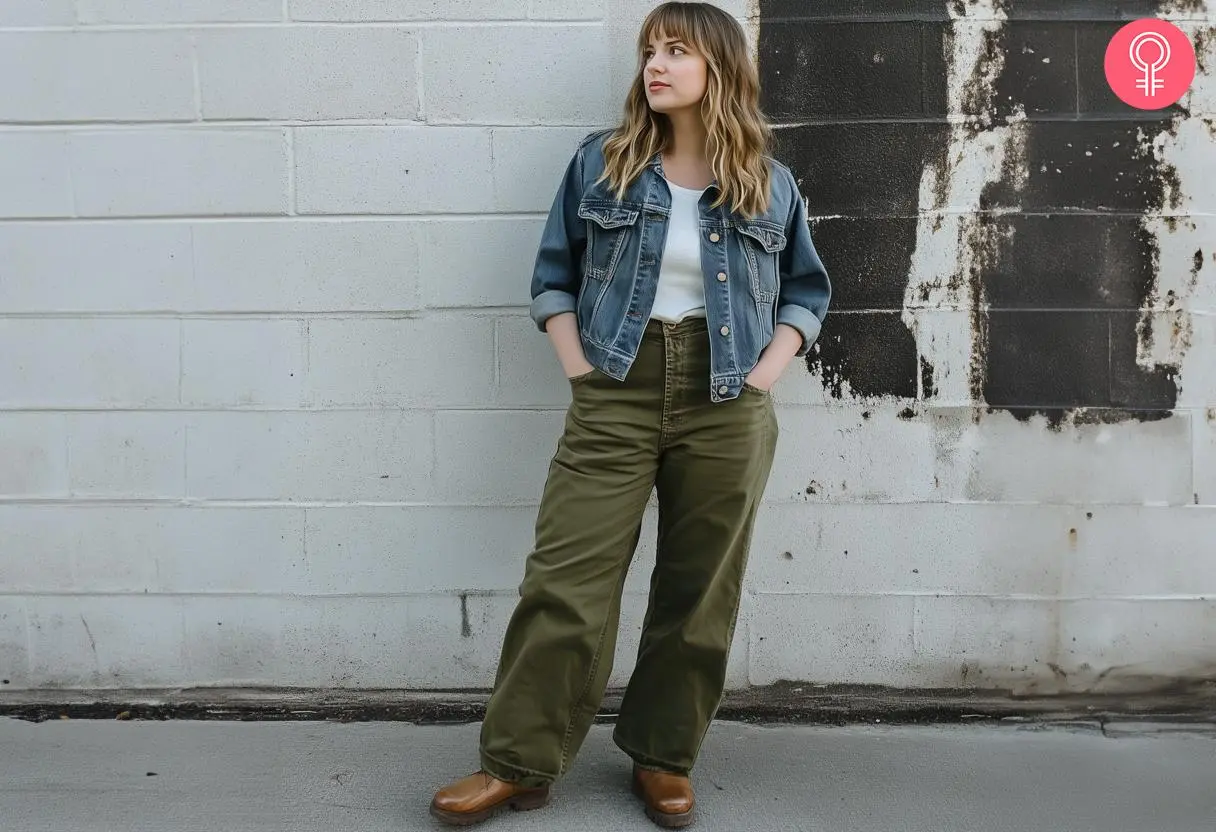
top-left (62, 415), bottom-right (73, 499)
top-left (0, 212), bottom-right (551, 223)
top-left (182, 412), bottom-right (190, 499)
top-left (0, 310), bottom-right (523, 319)
top-left (65, 135), bottom-right (78, 218)
top-left (301, 506), bottom-right (309, 576)
top-left (21, 600), bottom-right (33, 686)
top-left (286, 128), bottom-right (296, 215)
top-left (1, 496), bottom-right (1212, 509)
top-left (178, 317), bottom-right (185, 407)
top-left (492, 319), bottom-right (501, 390)
top-left (191, 34), bottom-right (202, 121)
top-left (0, 402), bottom-right (1205, 417)
top-left (1191, 408), bottom-right (1199, 507)
top-left (1073, 25), bottom-right (1081, 117)
top-left (0, 120), bottom-right (617, 129)
top-left (0, 92), bottom-right (1186, 123)
top-left (0, 21), bottom-right (604, 31)
top-left (415, 32), bottom-right (426, 121)
top-left (0, 590), bottom-right (1212, 602)
top-left (7, 209), bottom-right (1208, 223)
top-left (300, 317), bottom-right (311, 407)
top-left (430, 409), bottom-right (438, 496)
top-left (185, 222), bottom-right (199, 316)
top-left (770, 114), bottom-right (1188, 126)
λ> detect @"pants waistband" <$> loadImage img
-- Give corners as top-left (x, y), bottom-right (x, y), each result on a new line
top-left (642, 315), bottom-right (708, 342)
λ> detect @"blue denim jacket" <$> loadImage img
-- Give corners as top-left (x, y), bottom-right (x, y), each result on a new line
top-left (529, 129), bottom-right (831, 403)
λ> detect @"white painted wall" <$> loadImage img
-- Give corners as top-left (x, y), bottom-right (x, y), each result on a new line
top-left (0, 1), bottom-right (1213, 696)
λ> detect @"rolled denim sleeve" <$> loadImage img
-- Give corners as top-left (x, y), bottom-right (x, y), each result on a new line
top-left (776, 171), bottom-right (831, 357)
top-left (529, 143), bottom-right (588, 332)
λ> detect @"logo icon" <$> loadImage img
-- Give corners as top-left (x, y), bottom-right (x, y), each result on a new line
top-left (1104, 19), bottom-right (1196, 110)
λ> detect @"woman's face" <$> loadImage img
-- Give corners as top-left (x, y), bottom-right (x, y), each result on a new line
top-left (642, 31), bottom-right (708, 113)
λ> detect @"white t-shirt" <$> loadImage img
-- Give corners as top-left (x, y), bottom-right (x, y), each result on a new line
top-left (649, 179), bottom-right (707, 323)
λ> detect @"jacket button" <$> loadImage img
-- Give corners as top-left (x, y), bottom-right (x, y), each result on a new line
top-left (718, 385), bottom-right (729, 395)
top-left (709, 232), bottom-right (720, 242)
top-left (720, 325), bottom-right (730, 336)
top-left (717, 272), bottom-right (727, 281)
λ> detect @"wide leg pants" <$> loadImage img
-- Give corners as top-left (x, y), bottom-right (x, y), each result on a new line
top-left (479, 317), bottom-right (778, 787)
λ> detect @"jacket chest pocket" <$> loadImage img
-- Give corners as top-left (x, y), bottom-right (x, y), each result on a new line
top-left (736, 222), bottom-right (785, 302)
top-left (578, 201), bottom-right (639, 281)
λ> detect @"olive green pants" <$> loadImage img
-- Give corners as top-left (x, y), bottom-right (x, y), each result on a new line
top-left (479, 317), bottom-right (778, 788)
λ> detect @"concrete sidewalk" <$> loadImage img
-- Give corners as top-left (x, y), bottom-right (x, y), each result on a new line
top-left (2, 718), bottom-right (1213, 832)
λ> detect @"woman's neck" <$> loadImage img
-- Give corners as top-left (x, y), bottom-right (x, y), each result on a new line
top-left (662, 109), bottom-right (711, 188)
top-left (665, 109), bottom-right (708, 161)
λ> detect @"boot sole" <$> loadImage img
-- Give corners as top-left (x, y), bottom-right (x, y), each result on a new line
top-left (429, 788), bottom-right (550, 827)
top-left (631, 778), bottom-right (696, 828)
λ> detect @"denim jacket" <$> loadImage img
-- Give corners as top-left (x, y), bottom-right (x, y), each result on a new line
top-left (529, 128), bottom-right (831, 403)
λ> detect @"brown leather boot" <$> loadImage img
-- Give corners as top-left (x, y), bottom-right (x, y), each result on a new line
top-left (429, 771), bottom-right (550, 826)
top-left (631, 765), bottom-right (696, 828)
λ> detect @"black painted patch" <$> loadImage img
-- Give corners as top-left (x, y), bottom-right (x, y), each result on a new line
top-left (981, 215), bottom-right (1154, 309)
top-left (1109, 311), bottom-right (1182, 409)
top-left (810, 217), bottom-right (918, 311)
top-left (760, 9), bottom-right (949, 402)
top-left (1002, 0), bottom-right (1158, 19)
top-left (983, 311), bottom-right (1110, 408)
top-left (921, 357), bottom-right (938, 398)
top-left (761, 0), bottom-right (947, 19)
top-left (808, 313), bottom-right (920, 400)
top-left (760, 22), bottom-right (932, 118)
top-left (981, 121), bottom-right (1170, 212)
top-left (994, 23), bottom-right (1079, 116)
top-left (974, 16), bottom-right (1179, 419)
top-left (775, 123), bottom-right (951, 216)
top-left (759, 2), bottom-right (1179, 420)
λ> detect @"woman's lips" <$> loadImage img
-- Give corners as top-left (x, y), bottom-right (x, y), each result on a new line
top-left (649, 83), bottom-right (670, 91)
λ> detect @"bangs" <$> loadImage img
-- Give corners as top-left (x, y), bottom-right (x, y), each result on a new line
top-left (639, 5), bottom-right (703, 56)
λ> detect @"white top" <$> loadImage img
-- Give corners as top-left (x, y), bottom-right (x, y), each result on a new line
top-left (649, 179), bottom-right (707, 324)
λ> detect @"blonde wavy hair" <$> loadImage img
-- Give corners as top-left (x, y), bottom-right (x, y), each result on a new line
top-left (597, 2), bottom-right (773, 218)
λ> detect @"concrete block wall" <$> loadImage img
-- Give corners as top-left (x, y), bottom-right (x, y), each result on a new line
top-left (0, 0), bottom-right (1213, 696)
top-left (755, 0), bottom-right (1216, 694)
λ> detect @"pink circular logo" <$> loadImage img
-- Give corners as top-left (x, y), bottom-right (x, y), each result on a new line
top-left (1104, 19), bottom-right (1196, 109)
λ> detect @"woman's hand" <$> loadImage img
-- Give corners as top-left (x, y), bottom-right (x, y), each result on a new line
top-left (744, 361), bottom-right (782, 391)
top-left (745, 324), bottom-right (803, 391)
top-left (545, 312), bottom-right (595, 380)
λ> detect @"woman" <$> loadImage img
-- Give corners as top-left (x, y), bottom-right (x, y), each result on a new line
top-left (431, 2), bottom-right (830, 827)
